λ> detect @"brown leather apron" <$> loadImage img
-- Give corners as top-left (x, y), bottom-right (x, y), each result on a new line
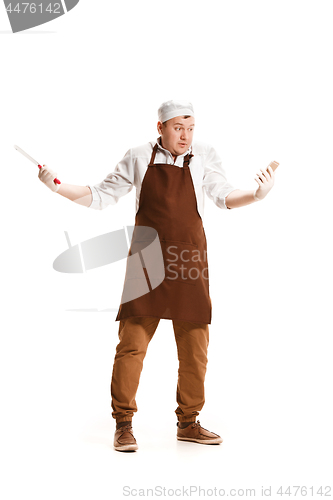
top-left (115, 143), bottom-right (212, 324)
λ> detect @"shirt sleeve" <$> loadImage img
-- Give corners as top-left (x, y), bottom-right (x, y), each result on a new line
top-left (86, 149), bottom-right (134, 210)
top-left (202, 145), bottom-right (238, 210)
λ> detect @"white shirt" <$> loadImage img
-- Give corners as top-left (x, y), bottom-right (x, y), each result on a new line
top-left (86, 139), bottom-right (237, 220)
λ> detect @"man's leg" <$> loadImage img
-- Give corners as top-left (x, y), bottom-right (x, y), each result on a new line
top-left (111, 316), bottom-right (160, 425)
top-left (172, 320), bottom-right (222, 444)
top-left (172, 320), bottom-right (209, 423)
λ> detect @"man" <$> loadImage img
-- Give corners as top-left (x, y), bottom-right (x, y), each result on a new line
top-left (38, 100), bottom-right (275, 452)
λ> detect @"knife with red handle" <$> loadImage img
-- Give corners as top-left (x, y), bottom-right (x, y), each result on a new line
top-left (14, 145), bottom-right (61, 184)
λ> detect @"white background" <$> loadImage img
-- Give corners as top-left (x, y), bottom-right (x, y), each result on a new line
top-left (1, 1), bottom-right (332, 498)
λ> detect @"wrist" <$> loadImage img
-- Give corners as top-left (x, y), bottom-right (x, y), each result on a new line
top-left (253, 190), bottom-right (260, 202)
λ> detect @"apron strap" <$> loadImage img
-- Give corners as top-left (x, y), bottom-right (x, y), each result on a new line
top-left (183, 153), bottom-right (194, 168)
top-left (149, 143), bottom-right (159, 165)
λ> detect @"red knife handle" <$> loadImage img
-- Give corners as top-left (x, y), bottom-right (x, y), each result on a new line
top-left (38, 164), bottom-right (61, 184)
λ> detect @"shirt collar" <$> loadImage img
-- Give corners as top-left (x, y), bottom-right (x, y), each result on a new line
top-left (156, 137), bottom-right (192, 158)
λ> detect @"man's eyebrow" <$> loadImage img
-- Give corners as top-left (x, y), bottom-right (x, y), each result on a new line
top-left (173, 122), bottom-right (195, 126)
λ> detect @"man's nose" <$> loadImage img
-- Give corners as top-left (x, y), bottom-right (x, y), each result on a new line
top-left (180, 129), bottom-right (188, 139)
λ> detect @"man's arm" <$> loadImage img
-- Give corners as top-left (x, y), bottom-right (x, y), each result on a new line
top-left (225, 189), bottom-right (258, 209)
top-left (57, 183), bottom-right (92, 207)
top-left (225, 166), bottom-right (275, 209)
top-left (38, 147), bottom-right (135, 210)
top-left (38, 165), bottom-right (93, 207)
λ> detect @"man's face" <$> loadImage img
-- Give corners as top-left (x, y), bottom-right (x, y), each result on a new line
top-left (157, 115), bottom-right (195, 158)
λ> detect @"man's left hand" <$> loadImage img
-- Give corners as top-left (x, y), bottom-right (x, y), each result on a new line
top-left (254, 165), bottom-right (275, 201)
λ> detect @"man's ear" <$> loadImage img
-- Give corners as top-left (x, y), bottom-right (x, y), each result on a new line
top-left (157, 121), bottom-right (163, 135)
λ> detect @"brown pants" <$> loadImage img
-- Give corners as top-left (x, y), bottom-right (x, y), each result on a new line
top-left (111, 316), bottom-right (209, 423)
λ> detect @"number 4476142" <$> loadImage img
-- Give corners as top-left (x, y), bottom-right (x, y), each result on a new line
top-left (5, 3), bottom-right (61, 14)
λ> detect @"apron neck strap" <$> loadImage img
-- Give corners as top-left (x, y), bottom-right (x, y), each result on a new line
top-left (183, 153), bottom-right (194, 168)
top-left (149, 143), bottom-right (159, 165)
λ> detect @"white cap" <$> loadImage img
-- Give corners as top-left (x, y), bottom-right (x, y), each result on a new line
top-left (158, 100), bottom-right (195, 123)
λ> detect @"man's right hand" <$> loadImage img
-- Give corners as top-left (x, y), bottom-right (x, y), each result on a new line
top-left (38, 165), bottom-right (60, 193)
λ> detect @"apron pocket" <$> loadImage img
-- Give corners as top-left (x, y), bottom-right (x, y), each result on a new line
top-left (128, 236), bottom-right (166, 290)
top-left (160, 239), bottom-right (200, 286)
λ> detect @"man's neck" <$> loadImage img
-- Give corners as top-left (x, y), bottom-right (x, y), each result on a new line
top-left (158, 137), bottom-right (180, 162)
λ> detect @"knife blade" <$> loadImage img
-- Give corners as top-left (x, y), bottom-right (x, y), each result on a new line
top-left (14, 145), bottom-right (61, 184)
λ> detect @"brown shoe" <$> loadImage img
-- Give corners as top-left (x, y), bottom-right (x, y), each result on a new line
top-left (177, 420), bottom-right (223, 445)
top-left (114, 423), bottom-right (138, 452)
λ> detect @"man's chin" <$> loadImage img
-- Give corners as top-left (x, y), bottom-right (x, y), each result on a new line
top-left (175, 147), bottom-right (189, 156)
